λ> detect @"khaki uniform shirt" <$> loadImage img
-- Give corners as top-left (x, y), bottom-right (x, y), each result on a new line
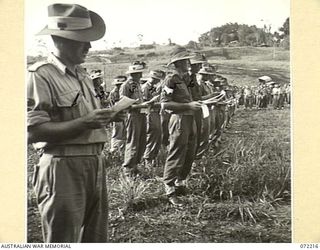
top-left (119, 77), bottom-right (143, 104)
top-left (27, 53), bottom-right (108, 147)
top-left (109, 86), bottom-right (120, 106)
top-left (160, 71), bottom-right (193, 115)
top-left (199, 80), bottom-right (214, 96)
top-left (188, 74), bottom-right (202, 101)
top-left (142, 81), bottom-right (157, 101)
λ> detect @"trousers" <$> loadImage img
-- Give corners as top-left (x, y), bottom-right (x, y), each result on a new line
top-left (197, 115), bottom-right (211, 158)
top-left (110, 121), bottom-right (126, 153)
top-left (194, 109), bottom-right (202, 155)
top-left (160, 112), bottom-right (171, 146)
top-left (33, 147), bottom-right (108, 243)
top-left (163, 114), bottom-right (197, 194)
top-left (122, 112), bottom-right (146, 169)
top-left (143, 112), bottom-right (161, 160)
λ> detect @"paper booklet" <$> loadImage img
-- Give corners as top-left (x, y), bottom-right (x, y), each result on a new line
top-left (109, 96), bottom-right (138, 113)
top-left (201, 104), bottom-right (210, 118)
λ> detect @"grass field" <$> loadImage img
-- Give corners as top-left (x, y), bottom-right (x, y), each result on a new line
top-left (27, 46), bottom-right (291, 243)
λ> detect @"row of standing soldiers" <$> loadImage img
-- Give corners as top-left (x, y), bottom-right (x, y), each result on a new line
top-left (91, 47), bottom-right (237, 206)
top-left (239, 82), bottom-right (291, 110)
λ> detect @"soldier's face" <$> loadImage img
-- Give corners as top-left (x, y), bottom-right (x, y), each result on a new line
top-left (131, 72), bottom-right (142, 82)
top-left (190, 63), bottom-right (201, 74)
top-left (61, 39), bottom-right (91, 64)
top-left (150, 78), bottom-right (160, 85)
top-left (175, 59), bottom-right (190, 73)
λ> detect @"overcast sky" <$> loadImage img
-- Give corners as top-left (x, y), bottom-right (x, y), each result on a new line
top-left (25, 0), bottom-right (290, 55)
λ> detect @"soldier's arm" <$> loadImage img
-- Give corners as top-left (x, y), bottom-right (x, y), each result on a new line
top-left (141, 84), bottom-right (149, 101)
top-left (160, 76), bottom-right (201, 111)
top-left (27, 70), bottom-right (116, 144)
top-left (28, 109), bottom-right (115, 143)
top-left (201, 91), bottom-right (222, 100)
top-left (161, 101), bottom-right (201, 111)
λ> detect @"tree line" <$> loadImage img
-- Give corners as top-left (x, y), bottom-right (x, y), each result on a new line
top-left (189, 18), bottom-right (289, 49)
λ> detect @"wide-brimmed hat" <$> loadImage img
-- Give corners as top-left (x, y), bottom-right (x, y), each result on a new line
top-left (266, 81), bottom-right (275, 85)
top-left (37, 3), bottom-right (106, 42)
top-left (126, 61), bottom-right (147, 74)
top-left (198, 66), bottom-right (216, 75)
top-left (112, 75), bottom-right (127, 85)
top-left (190, 53), bottom-right (207, 65)
top-left (90, 69), bottom-right (103, 80)
top-left (258, 75), bottom-right (272, 83)
top-left (220, 77), bottom-right (228, 85)
top-left (167, 46), bottom-right (193, 66)
top-left (148, 70), bottom-right (165, 80)
top-left (213, 78), bottom-right (221, 85)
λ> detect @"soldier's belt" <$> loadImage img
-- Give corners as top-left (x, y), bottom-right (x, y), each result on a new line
top-left (149, 107), bottom-right (161, 112)
top-left (171, 110), bottom-right (194, 116)
top-left (44, 143), bottom-right (104, 156)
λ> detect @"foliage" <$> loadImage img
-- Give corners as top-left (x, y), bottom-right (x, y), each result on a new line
top-left (198, 18), bottom-right (289, 48)
top-left (279, 18), bottom-right (290, 37)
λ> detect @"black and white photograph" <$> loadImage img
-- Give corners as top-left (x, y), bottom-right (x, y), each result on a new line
top-left (26, 0), bottom-right (291, 243)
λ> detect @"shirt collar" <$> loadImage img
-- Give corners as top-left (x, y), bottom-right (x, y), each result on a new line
top-left (47, 53), bottom-right (87, 81)
top-left (47, 53), bottom-right (67, 74)
top-left (146, 81), bottom-right (154, 89)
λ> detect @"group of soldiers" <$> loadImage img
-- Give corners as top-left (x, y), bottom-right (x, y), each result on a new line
top-left (28, 3), bottom-right (290, 243)
top-left (239, 77), bottom-right (291, 110)
top-left (89, 47), bottom-right (237, 206)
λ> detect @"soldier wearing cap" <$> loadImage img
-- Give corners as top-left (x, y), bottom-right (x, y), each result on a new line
top-left (218, 77), bottom-right (229, 131)
top-left (160, 46), bottom-right (202, 206)
top-left (27, 4), bottom-right (120, 242)
top-left (120, 61), bottom-right (147, 177)
top-left (189, 53), bottom-right (207, 156)
top-left (154, 70), bottom-right (170, 147)
top-left (195, 66), bottom-right (217, 157)
top-left (209, 78), bottom-right (224, 144)
top-left (141, 70), bottom-right (163, 170)
top-left (109, 76), bottom-right (127, 153)
top-left (90, 69), bottom-right (108, 107)
top-left (244, 85), bottom-right (253, 109)
top-left (272, 83), bottom-right (281, 109)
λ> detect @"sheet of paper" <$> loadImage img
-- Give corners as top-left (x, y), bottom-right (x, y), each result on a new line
top-left (201, 104), bottom-right (210, 118)
top-left (202, 94), bottom-right (225, 105)
top-left (109, 96), bottom-right (138, 113)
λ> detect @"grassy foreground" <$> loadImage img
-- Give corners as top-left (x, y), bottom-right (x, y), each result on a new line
top-left (27, 106), bottom-right (291, 243)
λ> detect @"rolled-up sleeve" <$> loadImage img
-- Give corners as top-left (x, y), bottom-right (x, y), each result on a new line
top-left (27, 70), bottom-right (53, 127)
top-left (160, 77), bottom-right (175, 103)
top-left (142, 85), bottom-right (149, 101)
top-left (119, 82), bottom-right (130, 98)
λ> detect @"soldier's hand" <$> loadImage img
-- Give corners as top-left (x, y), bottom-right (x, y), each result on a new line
top-left (188, 101), bottom-right (202, 111)
top-left (111, 111), bottom-right (127, 122)
top-left (81, 109), bottom-right (116, 129)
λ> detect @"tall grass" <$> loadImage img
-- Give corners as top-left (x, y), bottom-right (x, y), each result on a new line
top-left (189, 135), bottom-right (290, 203)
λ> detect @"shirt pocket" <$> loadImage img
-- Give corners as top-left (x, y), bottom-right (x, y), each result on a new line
top-left (175, 84), bottom-right (190, 101)
top-left (54, 90), bottom-right (85, 121)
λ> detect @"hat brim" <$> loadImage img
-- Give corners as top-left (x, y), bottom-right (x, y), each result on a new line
top-left (37, 10), bottom-right (106, 42)
top-left (126, 70), bottom-right (144, 74)
top-left (167, 56), bottom-right (193, 67)
top-left (112, 82), bottom-right (123, 85)
top-left (190, 60), bottom-right (206, 65)
top-left (199, 71), bottom-right (216, 75)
